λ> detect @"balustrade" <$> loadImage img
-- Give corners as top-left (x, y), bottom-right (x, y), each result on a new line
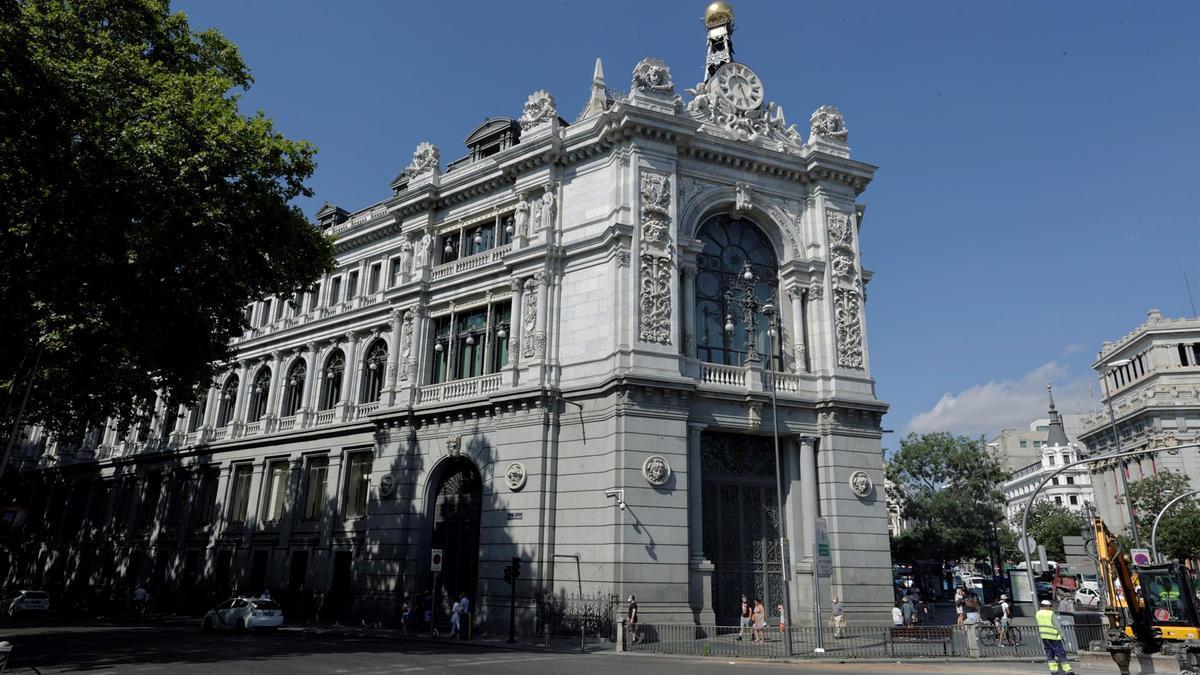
top-left (417, 373), bottom-right (504, 404)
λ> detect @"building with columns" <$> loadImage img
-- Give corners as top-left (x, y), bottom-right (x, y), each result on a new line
top-left (4, 2), bottom-right (893, 630)
top-left (1077, 309), bottom-right (1200, 534)
top-left (1002, 387), bottom-right (1095, 522)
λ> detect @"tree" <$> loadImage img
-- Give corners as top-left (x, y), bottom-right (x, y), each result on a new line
top-left (1017, 500), bottom-right (1086, 561)
top-left (1, 0), bottom-right (334, 438)
top-left (1122, 471), bottom-right (1200, 562)
top-left (887, 432), bottom-right (1008, 563)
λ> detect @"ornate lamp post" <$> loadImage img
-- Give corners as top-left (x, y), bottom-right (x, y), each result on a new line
top-left (724, 261), bottom-right (792, 655)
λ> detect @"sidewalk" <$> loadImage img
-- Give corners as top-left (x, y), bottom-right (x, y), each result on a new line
top-left (277, 622), bottom-right (614, 655)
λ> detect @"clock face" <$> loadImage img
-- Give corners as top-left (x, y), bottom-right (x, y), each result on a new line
top-left (713, 63), bottom-right (764, 111)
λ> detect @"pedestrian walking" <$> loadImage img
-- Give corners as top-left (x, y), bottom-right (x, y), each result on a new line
top-left (776, 603), bottom-right (785, 634)
top-left (423, 590), bottom-right (437, 637)
top-left (449, 594), bottom-right (462, 638)
top-left (737, 594), bottom-right (751, 641)
top-left (901, 593), bottom-right (914, 625)
top-left (998, 594), bottom-right (1013, 645)
top-left (627, 595), bottom-right (639, 645)
top-left (831, 597), bottom-right (845, 638)
top-left (400, 596), bottom-right (412, 636)
top-left (457, 592), bottom-right (470, 640)
top-left (954, 587), bottom-right (965, 626)
top-left (1036, 599), bottom-right (1073, 673)
top-left (964, 590), bottom-right (981, 625)
top-left (752, 599), bottom-right (766, 643)
top-left (132, 584), bottom-right (151, 618)
top-left (1058, 594), bottom-right (1073, 614)
top-left (891, 603), bottom-right (904, 626)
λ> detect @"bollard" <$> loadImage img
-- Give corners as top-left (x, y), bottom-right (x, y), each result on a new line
top-left (964, 625), bottom-right (981, 658)
top-left (617, 619), bottom-right (626, 652)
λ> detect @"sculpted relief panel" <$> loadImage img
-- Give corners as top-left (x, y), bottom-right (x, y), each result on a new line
top-left (638, 172), bottom-right (673, 344)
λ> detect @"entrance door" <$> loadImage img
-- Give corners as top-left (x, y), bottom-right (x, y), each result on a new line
top-left (249, 550), bottom-right (269, 595)
top-left (700, 431), bottom-right (784, 625)
top-left (429, 457), bottom-right (482, 618)
top-left (331, 550), bottom-right (353, 622)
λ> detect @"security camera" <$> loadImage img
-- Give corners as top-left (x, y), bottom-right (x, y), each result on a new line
top-left (604, 489), bottom-right (621, 499)
top-left (619, 501), bottom-right (626, 511)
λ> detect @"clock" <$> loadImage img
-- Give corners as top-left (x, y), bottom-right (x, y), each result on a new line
top-left (712, 62), bottom-right (764, 111)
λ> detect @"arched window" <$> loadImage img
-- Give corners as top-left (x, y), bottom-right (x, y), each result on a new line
top-left (216, 375), bottom-right (239, 427)
top-left (248, 367), bottom-right (272, 422)
top-left (319, 350), bottom-right (345, 411)
top-left (360, 340), bottom-right (388, 403)
top-left (694, 214), bottom-right (781, 369)
top-left (282, 359), bottom-right (306, 418)
top-left (188, 397), bottom-right (207, 432)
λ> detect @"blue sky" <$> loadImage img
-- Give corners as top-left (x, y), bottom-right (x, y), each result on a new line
top-left (175, 0), bottom-right (1200, 450)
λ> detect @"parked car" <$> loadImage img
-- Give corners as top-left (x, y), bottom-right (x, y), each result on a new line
top-left (1075, 586), bottom-right (1101, 607)
top-left (2, 590), bottom-right (49, 616)
top-left (201, 596), bottom-right (284, 632)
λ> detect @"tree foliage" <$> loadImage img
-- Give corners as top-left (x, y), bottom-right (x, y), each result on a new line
top-left (887, 432), bottom-right (1008, 563)
top-left (1016, 500), bottom-right (1086, 561)
top-left (0, 0), bottom-right (334, 437)
top-left (1122, 471), bottom-right (1200, 562)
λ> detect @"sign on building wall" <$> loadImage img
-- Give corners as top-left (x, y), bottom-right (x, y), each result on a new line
top-left (430, 548), bottom-right (443, 572)
top-left (815, 517), bottom-right (832, 578)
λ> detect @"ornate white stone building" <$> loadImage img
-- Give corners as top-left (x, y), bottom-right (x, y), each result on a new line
top-left (1078, 309), bottom-right (1200, 533)
top-left (6, 3), bottom-right (892, 629)
top-left (1002, 388), bottom-right (1095, 522)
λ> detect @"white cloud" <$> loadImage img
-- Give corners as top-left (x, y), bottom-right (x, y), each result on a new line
top-left (905, 362), bottom-right (1096, 438)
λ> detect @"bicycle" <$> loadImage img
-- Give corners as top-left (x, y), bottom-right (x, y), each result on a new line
top-left (976, 621), bottom-right (1022, 647)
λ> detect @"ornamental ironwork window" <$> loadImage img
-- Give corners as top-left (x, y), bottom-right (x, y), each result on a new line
top-left (229, 464), bottom-right (253, 523)
top-left (303, 457), bottom-right (328, 521)
top-left (360, 340), bottom-right (388, 403)
top-left (429, 300), bottom-right (511, 384)
top-left (216, 375), bottom-right (239, 427)
top-left (694, 214), bottom-right (781, 369)
top-left (263, 461), bottom-right (288, 522)
top-left (282, 359), bottom-right (306, 417)
top-left (249, 367), bottom-right (271, 422)
top-left (345, 452), bottom-right (373, 518)
top-left (319, 350), bottom-right (345, 411)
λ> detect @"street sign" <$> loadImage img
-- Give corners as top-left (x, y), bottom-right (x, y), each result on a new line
top-left (430, 548), bottom-right (443, 572)
top-left (814, 517), bottom-right (832, 578)
top-left (1131, 548), bottom-right (1152, 566)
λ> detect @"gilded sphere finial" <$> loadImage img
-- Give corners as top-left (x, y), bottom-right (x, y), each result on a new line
top-left (704, 1), bottom-right (734, 28)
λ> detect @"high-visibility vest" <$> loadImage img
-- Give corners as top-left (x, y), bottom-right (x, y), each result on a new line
top-left (1036, 609), bottom-right (1062, 640)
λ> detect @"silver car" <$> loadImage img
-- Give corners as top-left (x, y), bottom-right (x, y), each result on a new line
top-left (201, 596), bottom-right (284, 632)
top-left (2, 590), bottom-right (49, 616)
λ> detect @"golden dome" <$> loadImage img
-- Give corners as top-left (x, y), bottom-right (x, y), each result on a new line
top-left (704, 1), bottom-right (734, 28)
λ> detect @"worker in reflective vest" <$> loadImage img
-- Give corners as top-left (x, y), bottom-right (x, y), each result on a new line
top-left (1036, 599), bottom-right (1072, 673)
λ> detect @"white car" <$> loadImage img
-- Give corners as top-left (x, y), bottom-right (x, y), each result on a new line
top-left (1075, 586), bottom-right (1100, 607)
top-left (201, 597), bottom-right (284, 631)
top-left (2, 590), bottom-right (49, 616)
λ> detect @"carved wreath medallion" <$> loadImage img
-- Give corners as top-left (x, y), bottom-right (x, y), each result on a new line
top-left (643, 455), bottom-right (672, 486)
top-left (848, 470), bottom-right (873, 498)
top-left (379, 473), bottom-right (395, 497)
top-left (505, 462), bottom-right (528, 492)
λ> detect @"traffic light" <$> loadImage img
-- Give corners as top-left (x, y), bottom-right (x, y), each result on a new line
top-left (511, 556), bottom-right (522, 580)
top-left (503, 565), bottom-right (513, 585)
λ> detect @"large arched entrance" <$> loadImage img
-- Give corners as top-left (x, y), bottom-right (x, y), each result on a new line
top-left (428, 456), bottom-right (482, 617)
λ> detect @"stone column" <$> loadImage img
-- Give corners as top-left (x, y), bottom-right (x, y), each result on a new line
top-left (264, 351), bottom-right (282, 427)
top-left (535, 272), bottom-right (550, 362)
top-left (687, 423), bottom-right (715, 624)
top-left (242, 458), bottom-right (266, 545)
top-left (800, 436), bottom-right (819, 560)
top-left (208, 462), bottom-right (234, 547)
top-left (385, 309), bottom-right (404, 406)
top-left (319, 452), bottom-right (345, 547)
top-left (787, 285), bottom-right (808, 373)
top-left (300, 341), bottom-right (319, 414)
top-left (508, 278), bottom-right (524, 379)
top-left (277, 454), bottom-right (304, 546)
top-left (785, 437), bottom-right (806, 576)
top-left (341, 331), bottom-right (360, 420)
top-left (681, 264), bottom-right (697, 358)
top-left (202, 382), bottom-right (220, 429)
top-left (232, 360), bottom-right (250, 424)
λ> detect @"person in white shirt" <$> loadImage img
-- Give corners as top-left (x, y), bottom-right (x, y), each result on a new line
top-left (892, 603), bottom-right (904, 626)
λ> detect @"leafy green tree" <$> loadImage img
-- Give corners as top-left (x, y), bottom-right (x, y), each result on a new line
top-left (887, 432), bottom-right (1008, 563)
top-left (1, 0), bottom-right (334, 438)
top-left (1122, 471), bottom-right (1200, 562)
top-left (1016, 500), bottom-right (1086, 561)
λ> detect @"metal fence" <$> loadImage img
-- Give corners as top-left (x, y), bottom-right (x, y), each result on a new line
top-left (538, 591), bottom-right (618, 642)
top-left (626, 621), bottom-right (1107, 660)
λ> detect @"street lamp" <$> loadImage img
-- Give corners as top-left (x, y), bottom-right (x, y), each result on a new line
top-left (725, 266), bottom-right (793, 656)
top-left (1150, 489), bottom-right (1200, 561)
top-left (1100, 358), bottom-right (1141, 547)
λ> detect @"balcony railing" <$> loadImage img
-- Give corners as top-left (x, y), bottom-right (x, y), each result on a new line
top-left (243, 420), bottom-right (262, 437)
top-left (418, 373), bottom-right (504, 404)
top-left (276, 415), bottom-right (297, 432)
top-left (700, 362), bottom-right (746, 388)
top-left (211, 427), bottom-right (229, 442)
top-left (765, 370), bottom-right (803, 393)
top-left (355, 401), bottom-right (380, 420)
top-left (430, 244), bottom-right (511, 280)
top-left (313, 409), bottom-right (337, 427)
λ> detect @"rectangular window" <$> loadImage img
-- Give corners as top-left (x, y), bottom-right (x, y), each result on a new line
top-left (346, 270), bottom-right (359, 301)
top-left (1051, 477), bottom-right (1058, 485)
top-left (1066, 476), bottom-right (1075, 485)
top-left (328, 277), bottom-right (342, 307)
top-left (1048, 455), bottom-right (1056, 466)
top-left (230, 464), bottom-right (253, 523)
top-left (455, 307), bottom-right (488, 379)
top-left (431, 314), bottom-right (451, 384)
top-left (167, 478), bottom-right (188, 529)
top-left (390, 258), bottom-right (403, 287)
top-left (275, 296), bottom-right (287, 321)
top-left (368, 263), bottom-right (382, 295)
top-left (263, 461), bottom-right (289, 522)
top-left (1069, 495), bottom-right (1078, 505)
top-left (345, 452), bottom-right (373, 518)
top-left (430, 300), bottom-right (512, 385)
top-left (1194, 344), bottom-right (1200, 365)
top-left (308, 283), bottom-right (322, 313)
top-left (441, 233), bottom-right (460, 264)
top-left (261, 299), bottom-right (273, 326)
top-left (303, 457), bottom-right (329, 521)
top-left (1055, 496), bottom-right (1062, 505)
top-left (1180, 344), bottom-right (1191, 367)
top-left (1019, 441), bottom-right (1027, 448)
top-left (244, 305), bottom-right (254, 326)
top-left (198, 468), bottom-right (219, 526)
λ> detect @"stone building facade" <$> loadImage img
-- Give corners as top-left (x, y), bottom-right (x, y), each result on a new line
top-left (5, 5), bottom-right (892, 630)
top-left (1078, 309), bottom-right (1200, 533)
top-left (1002, 389), bottom-right (1095, 522)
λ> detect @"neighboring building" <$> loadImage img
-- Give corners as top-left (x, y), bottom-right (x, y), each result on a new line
top-left (1002, 388), bottom-right (1095, 522)
top-left (1078, 309), bottom-right (1200, 534)
top-left (1, 3), bottom-right (894, 628)
top-left (990, 413), bottom-right (1086, 474)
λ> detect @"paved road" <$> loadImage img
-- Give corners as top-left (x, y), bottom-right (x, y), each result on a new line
top-left (0, 620), bottom-right (1108, 674)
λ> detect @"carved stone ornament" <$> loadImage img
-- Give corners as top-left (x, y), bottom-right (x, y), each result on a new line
top-left (379, 473), bottom-right (395, 497)
top-left (446, 434), bottom-right (462, 457)
top-left (808, 279), bottom-right (825, 301)
top-left (536, 183), bottom-right (557, 233)
top-left (638, 172), bottom-right (673, 344)
top-left (810, 105), bottom-right (849, 143)
top-left (747, 401), bottom-right (763, 430)
top-left (642, 455), bottom-right (672, 487)
top-left (735, 182), bottom-right (753, 213)
top-left (826, 210), bottom-right (853, 246)
top-left (685, 80), bottom-right (804, 150)
top-left (405, 141), bottom-right (440, 179)
top-left (848, 470), bottom-right (873, 498)
top-left (519, 90), bottom-right (558, 132)
top-left (631, 57), bottom-right (675, 95)
top-left (834, 288), bottom-right (865, 369)
top-left (522, 277), bottom-right (539, 358)
top-left (397, 310), bottom-right (414, 382)
top-left (504, 462), bottom-right (528, 492)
